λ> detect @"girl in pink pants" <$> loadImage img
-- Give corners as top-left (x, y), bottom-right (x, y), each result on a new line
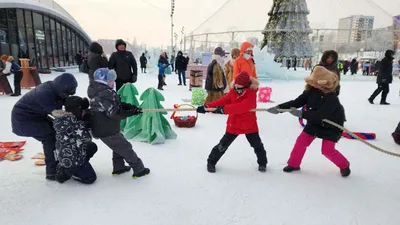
top-left (267, 65), bottom-right (351, 177)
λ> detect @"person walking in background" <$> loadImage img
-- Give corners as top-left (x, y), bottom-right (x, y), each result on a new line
top-left (233, 42), bottom-right (257, 79)
top-left (204, 47), bottom-right (227, 104)
top-left (88, 42), bottom-right (108, 82)
top-left (293, 57), bottom-right (297, 71)
top-left (158, 53), bottom-right (171, 90)
top-left (140, 53), bottom-right (147, 74)
top-left (109, 39), bottom-right (138, 91)
top-left (170, 54), bottom-right (175, 72)
top-left (75, 50), bottom-right (83, 72)
top-left (350, 58), bottom-right (358, 75)
top-left (0, 55), bottom-right (23, 96)
top-left (368, 50), bottom-right (395, 105)
top-left (225, 48), bottom-right (240, 90)
top-left (175, 51), bottom-right (187, 86)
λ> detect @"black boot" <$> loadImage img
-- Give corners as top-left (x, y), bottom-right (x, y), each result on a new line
top-left (380, 102), bottom-right (390, 105)
top-left (112, 166), bottom-right (131, 176)
top-left (258, 165), bottom-right (267, 172)
top-left (368, 98), bottom-right (374, 104)
top-left (132, 168), bottom-right (150, 179)
top-left (340, 163), bottom-right (351, 177)
top-left (283, 165), bottom-right (301, 173)
top-left (207, 163), bottom-right (216, 173)
top-left (46, 174), bottom-right (56, 181)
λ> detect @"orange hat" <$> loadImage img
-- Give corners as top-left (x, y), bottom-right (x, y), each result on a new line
top-left (0, 55), bottom-right (8, 61)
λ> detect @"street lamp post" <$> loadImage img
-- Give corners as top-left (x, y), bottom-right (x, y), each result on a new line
top-left (180, 26), bottom-right (185, 52)
top-left (171, 0), bottom-right (175, 56)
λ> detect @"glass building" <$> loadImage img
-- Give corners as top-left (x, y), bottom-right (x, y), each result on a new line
top-left (0, 0), bottom-right (91, 69)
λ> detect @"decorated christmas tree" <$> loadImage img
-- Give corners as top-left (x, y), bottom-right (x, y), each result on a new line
top-left (124, 88), bottom-right (177, 144)
top-left (117, 83), bottom-right (140, 131)
top-left (261, 0), bottom-right (313, 58)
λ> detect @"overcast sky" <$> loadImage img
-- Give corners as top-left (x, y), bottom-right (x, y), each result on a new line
top-left (55, 0), bottom-right (400, 47)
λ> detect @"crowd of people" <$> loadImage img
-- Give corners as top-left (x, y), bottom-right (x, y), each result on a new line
top-left (2, 37), bottom-right (398, 184)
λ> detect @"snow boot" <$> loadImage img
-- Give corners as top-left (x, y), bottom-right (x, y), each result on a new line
top-left (207, 163), bottom-right (216, 173)
top-left (392, 132), bottom-right (400, 145)
top-left (258, 165), bottom-right (267, 172)
top-left (55, 165), bottom-right (71, 183)
top-left (112, 166), bottom-right (131, 176)
top-left (283, 165), bottom-right (301, 173)
top-left (380, 102), bottom-right (390, 105)
top-left (340, 163), bottom-right (351, 177)
top-left (46, 174), bottom-right (56, 181)
top-left (368, 98), bottom-right (374, 104)
top-left (132, 168), bottom-right (150, 179)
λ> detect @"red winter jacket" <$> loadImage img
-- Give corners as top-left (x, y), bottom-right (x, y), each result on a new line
top-left (206, 78), bottom-right (259, 135)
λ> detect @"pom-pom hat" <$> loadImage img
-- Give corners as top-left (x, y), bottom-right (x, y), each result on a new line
top-left (235, 71), bottom-right (251, 87)
top-left (93, 68), bottom-right (117, 85)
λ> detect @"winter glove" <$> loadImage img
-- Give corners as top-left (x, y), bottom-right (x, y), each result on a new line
top-left (85, 142), bottom-right (98, 160)
top-left (121, 102), bottom-right (132, 110)
top-left (196, 105), bottom-right (207, 114)
top-left (288, 107), bottom-right (302, 118)
top-left (266, 106), bottom-right (280, 114)
top-left (213, 106), bottom-right (225, 114)
top-left (130, 105), bottom-right (143, 115)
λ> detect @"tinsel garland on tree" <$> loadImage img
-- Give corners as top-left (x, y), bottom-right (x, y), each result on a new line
top-left (261, 0), bottom-right (313, 58)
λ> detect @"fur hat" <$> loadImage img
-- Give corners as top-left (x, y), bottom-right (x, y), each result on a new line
top-left (305, 66), bottom-right (339, 93)
top-left (235, 71), bottom-right (251, 87)
top-left (94, 68), bottom-right (117, 84)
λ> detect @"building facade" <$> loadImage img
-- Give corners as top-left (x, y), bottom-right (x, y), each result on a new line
top-left (0, 0), bottom-right (91, 69)
top-left (337, 15), bottom-right (374, 44)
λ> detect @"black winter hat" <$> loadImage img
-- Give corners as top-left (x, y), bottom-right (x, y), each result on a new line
top-left (115, 39), bottom-right (126, 49)
top-left (385, 50), bottom-right (395, 60)
top-left (65, 96), bottom-right (89, 112)
top-left (89, 42), bottom-right (103, 54)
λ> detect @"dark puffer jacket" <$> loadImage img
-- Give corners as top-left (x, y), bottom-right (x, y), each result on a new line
top-left (11, 73), bottom-right (78, 137)
top-left (52, 110), bottom-right (92, 168)
top-left (175, 51), bottom-right (187, 71)
top-left (377, 50), bottom-right (394, 84)
top-left (278, 87), bottom-right (346, 142)
top-left (108, 39), bottom-right (138, 82)
top-left (88, 42), bottom-right (108, 81)
top-left (87, 81), bottom-right (134, 138)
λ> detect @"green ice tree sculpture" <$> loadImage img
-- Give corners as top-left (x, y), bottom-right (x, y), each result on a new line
top-left (261, 0), bottom-right (313, 58)
top-left (124, 88), bottom-right (177, 144)
top-left (117, 83), bottom-right (140, 131)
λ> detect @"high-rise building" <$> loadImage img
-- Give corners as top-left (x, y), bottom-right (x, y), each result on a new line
top-left (0, 0), bottom-right (91, 69)
top-left (337, 15), bottom-right (374, 43)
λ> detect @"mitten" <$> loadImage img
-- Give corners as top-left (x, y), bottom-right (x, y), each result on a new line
top-left (266, 106), bottom-right (280, 114)
top-left (214, 106), bottom-right (224, 114)
top-left (289, 108), bottom-right (302, 118)
top-left (196, 105), bottom-right (206, 114)
top-left (85, 142), bottom-right (98, 160)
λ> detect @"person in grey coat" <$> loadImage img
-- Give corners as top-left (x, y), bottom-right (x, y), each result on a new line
top-left (87, 68), bottom-right (150, 178)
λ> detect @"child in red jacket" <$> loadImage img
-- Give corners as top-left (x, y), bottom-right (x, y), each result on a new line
top-left (197, 71), bottom-right (267, 173)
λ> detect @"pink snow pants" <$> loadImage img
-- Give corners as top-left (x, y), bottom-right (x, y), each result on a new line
top-left (287, 132), bottom-right (349, 169)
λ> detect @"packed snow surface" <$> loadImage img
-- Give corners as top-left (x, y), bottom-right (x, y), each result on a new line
top-left (1, 68), bottom-right (400, 225)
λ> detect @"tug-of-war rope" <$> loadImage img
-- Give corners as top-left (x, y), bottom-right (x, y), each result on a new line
top-left (141, 106), bottom-right (400, 157)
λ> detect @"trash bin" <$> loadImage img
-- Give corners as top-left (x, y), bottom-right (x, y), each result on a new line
top-left (189, 70), bottom-right (203, 91)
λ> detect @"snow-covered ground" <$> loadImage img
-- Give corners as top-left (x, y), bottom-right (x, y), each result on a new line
top-left (1, 69), bottom-right (400, 225)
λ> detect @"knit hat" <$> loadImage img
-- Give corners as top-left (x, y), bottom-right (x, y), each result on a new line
top-left (305, 66), bottom-right (339, 93)
top-left (115, 39), bottom-right (126, 49)
top-left (93, 68), bottom-right (117, 84)
top-left (235, 71), bottom-right (251, 87)
top-left (214, 47), bottom-right (225, 57)
top-left (1, 54), bottom-right (7, 61)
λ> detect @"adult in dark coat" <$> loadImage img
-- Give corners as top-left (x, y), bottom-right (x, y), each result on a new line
top-left (88, 42), bottom-right (108, 82)
top-left (139, 53), bottom-right (147, 73)
top-left (74, 51), bottom-right (83, 72)
top-left (368, 50), bottom-right (395, 105)
top-left (350, 58), bottom-right (358, 75)
top-left (315, 50), bottom-right (340, 95)
top-left (175, 51), bottom-right (187, 85)
top-left (11, 73), bottom-right (78, 180)
top-left (108, 39), bottom-right (138, 91)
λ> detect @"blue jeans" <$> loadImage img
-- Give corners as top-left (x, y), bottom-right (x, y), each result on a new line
top-left (177, 70), bottom-right (186, 85)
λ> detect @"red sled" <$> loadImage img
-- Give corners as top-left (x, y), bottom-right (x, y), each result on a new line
top-left (0, 141), bottom-right (26, 149)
